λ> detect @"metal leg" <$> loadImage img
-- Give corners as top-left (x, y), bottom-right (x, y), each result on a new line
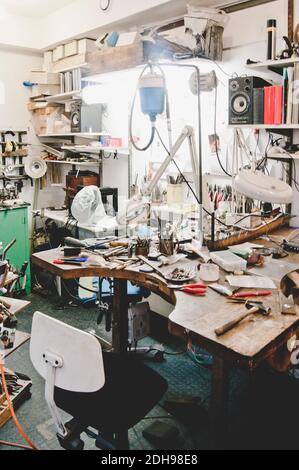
top-left (112, 279), bottom-right (128, 355)
top-left (115, 430), bottom-right (130, 450)
top-left (210, 356), bottom-right (230, 449)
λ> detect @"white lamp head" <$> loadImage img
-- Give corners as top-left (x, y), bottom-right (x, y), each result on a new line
top-left (234, 170), bottom-right (293, 204)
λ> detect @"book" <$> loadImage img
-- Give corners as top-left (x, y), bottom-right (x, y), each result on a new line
top-left (273, 85), bottom-right (283, 124)
top-left (286, 67), bottom-right (293, 124)
top-left (264, 86), bottom-right (275, 124)
top-left (253, 88), bottom-right (264, 124)
top-left (282, 68), bottom-right (288, 124)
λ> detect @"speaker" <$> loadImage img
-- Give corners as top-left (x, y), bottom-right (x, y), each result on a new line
top-left (70, 100), bottom-right (81, 133)
top-left (229, 76), bottom-right (271, 125)
top-left (70, 101), bottom-right (103, 133)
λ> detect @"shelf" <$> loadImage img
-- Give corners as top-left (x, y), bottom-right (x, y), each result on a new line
top-left (45, 90), bottom-right (81, 104)
top-left (228, 124), bottom-right (299, 129)
top-left (44, 159), bottom-right (100, 167)
top-left (0, 142), bottom-right (29, 146)
top-left (267, 153), bottom-right (299, 161)
top-left (54, 64), bottom-right (90, 74)
top-left (246, 57), bottom-right (299, 71)
top-left (38, 132), bottom-right (110, 138)
top-left (62, 145), bottom-right (129, 155)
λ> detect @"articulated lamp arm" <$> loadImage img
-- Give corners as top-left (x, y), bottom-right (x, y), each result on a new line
top-left (144, 125), bottom-right (201, 205)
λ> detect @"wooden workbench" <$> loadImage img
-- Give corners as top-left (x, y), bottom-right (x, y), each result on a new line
top-left (31, 230), bottom-right (299, 445)
top-left (0, 297), bottom-right (30, 360)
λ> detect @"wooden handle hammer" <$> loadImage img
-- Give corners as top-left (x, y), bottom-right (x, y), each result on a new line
top-left (215, 301), bottom-right (271, 336)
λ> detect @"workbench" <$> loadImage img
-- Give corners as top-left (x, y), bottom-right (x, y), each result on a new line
top-left (31, 229), bottom-right (299, 445)
top-left (0, 297), bottom-right (30, 360)
top-left (0, 205), bottom-right (31, 294)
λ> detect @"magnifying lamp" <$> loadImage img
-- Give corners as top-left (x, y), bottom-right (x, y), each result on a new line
top-left (234, 170), bottom-right (293, 204)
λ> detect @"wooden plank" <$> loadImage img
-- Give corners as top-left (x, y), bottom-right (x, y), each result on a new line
top-left (0, 331), bottom-right (31, 360)
top-left (88, 43), bottom-right (145, 76)
top-left (207, 216), bottom-right (290, 251)
top-left (0, 297), bottom-right (30, 315)
top-left (288, 0), bottom-right (294, 41)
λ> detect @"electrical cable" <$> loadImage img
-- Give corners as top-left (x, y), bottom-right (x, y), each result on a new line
top-left (74, 279), bottom-right (99, 295)
top-left (0, 362), bottom-right (38, 451)
top-left (155, 127), bottom-right (231, 229)
top-left (129, 64), bottom-right (157, 152)
top-left (0, 440), bottom-right (33, 450)
top-left (214, 86), bottom-right (232, 177)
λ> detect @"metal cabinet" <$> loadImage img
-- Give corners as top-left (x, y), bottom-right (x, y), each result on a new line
top-left (0, 206), bottom-right (30, 293)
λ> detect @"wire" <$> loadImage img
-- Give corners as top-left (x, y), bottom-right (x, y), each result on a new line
top-left (0, 362), bottom-right (38, 451)
top-left (155, 127), bottom-right (231, 229)
top-left (210, 59), bottom-right (234, 78)
top-left (214, 86), bottom-right (232, 177)
top-left (129, 64), bottom-right (157, 152)
top-left (74, 279), bottom-right (99, 295)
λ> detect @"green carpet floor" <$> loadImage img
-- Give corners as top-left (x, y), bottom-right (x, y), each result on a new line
top-left (1, 293), bottom-right (299, 450)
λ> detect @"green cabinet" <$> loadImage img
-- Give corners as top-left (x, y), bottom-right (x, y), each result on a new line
top-left (0, 206), bottom-right (30, 294)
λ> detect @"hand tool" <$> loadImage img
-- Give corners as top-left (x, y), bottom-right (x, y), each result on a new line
top-left (209, 283), bottom-right (234, 297)
top-left (169, 283), bottom-right (207, 296)
top-left (53, 260), bottom-right (83, 266)
top-left (229, 291), bottom-right (272, 299)
top-left (60, 257), bottom-right (89, 263)
top-left (138, 255), bottom-right (166, 279)
top-left (215, 300), bottom-right (271, 336)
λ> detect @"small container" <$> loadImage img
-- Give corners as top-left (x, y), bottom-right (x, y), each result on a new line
top-left (167, 184), bottom-right (184, 205)
top-left (199, 263), bottom-right (220, 283)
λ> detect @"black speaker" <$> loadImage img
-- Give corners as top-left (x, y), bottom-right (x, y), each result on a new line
top-left (70, 100), bottom-right (81, 133)
top-left (229, 76), bottom-right (271, 125)
top-left (70, 101), bottom-right (103, 133)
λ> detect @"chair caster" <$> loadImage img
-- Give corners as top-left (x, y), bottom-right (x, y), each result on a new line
top-left (57, 433), bottom-right (85, 451)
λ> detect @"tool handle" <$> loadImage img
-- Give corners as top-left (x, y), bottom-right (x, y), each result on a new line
top-left (215, 306), bottom-right (260, 336)
top-left (183, 287), bottom-right (206, 295)
top-left (138, 256), bottom-right (165, 277)
top-left (232, 291), bottom-right (272, 298)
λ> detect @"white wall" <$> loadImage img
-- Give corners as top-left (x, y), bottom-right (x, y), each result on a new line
top-left (0, 47), bottom-right (42, 212)
top-left (0, 13), bottom-right (38, 50)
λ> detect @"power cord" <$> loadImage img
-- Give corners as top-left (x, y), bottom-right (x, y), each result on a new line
top-left (0, 362), bottom-right (38, 451)
top-left (214, 86), bottom-right (232, 177)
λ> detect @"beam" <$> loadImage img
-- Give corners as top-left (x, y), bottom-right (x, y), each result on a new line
top-left (223, 0), bottom-right (275, 14)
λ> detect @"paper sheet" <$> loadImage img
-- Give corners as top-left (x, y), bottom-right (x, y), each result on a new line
top-left (249, 258), bottom-right (299, 282)
top-left (226, 275), bottom-right (277, 289)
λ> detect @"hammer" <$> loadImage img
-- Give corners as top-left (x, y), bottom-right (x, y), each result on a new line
top-left (215, 301), bottom-right (271, 336)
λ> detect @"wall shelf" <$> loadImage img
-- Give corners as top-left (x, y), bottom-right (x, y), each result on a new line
top-left (45, 90), bottom-right (81, 104)
top-left (62, 145), bottom-right (129, 155)
top-left (53, 64), bottom-right (90, 74)
top-left (38, 132), bottom-right (110, 138)
top-left (228, 124), bottom-right (299, 129)
top-left (44, 159), bottom-right (100, 167)
top-left (246, 57), bottom-right (299, 75)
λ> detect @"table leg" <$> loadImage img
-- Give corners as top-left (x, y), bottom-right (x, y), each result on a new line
top-left (210, 356), bottom-right (230, 448)
top-left (112, 279), bottom-right (128, 355)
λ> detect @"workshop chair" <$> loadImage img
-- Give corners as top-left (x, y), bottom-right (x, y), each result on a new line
top-left (30, 312), bottom-right (168, 450)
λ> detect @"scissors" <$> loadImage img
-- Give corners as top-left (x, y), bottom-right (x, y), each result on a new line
top-left (169, 283), bottom-right (207, 296)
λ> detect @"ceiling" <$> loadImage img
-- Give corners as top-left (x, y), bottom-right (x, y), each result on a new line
top-left (0, 0), bottom-right (75, 18)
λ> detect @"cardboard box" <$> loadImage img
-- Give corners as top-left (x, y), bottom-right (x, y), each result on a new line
top-left (53, 45), bottom-right (65, 62)
top-left (32, 105), bottom-right (63, 116)
top-left (52, 53), bottom-right (88, 73)
top-left (31, 84), bottom-right (60, 98)
top-left (43, 51), bottom-right (53, 72)
top-left (30, 71), bottom-right (60, 85)
top-left (78, 38), bottom-right (96, 54)
top-left (64, 40), bottom-right (78, 57)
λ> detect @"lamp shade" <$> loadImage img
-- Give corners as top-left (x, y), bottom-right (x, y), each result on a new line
top-left (234, 170), bottom-right (293, 204)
